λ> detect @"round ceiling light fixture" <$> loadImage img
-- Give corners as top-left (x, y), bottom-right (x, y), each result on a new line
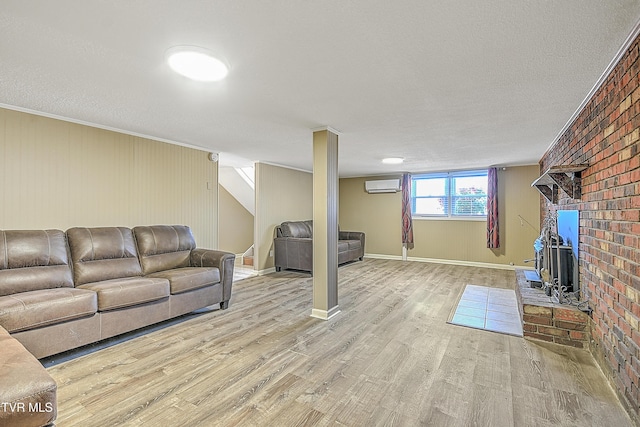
top-left (382, 157), bottom-right (404, 164)
top-left (166, 46), bottom-right (229, 82)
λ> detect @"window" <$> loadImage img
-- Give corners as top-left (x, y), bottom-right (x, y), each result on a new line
top-left (411, 170), bottom-right (488, 217)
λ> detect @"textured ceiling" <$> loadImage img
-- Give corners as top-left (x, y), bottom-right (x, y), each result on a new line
top-left (1, 1), bottom-right (640, 176)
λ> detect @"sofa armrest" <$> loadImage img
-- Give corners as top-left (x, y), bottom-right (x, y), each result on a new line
top-left (0, 325), bottom-right (57, 427)
top-left (190, 249), bottom-right (235, 309)
top-left (273, 237), bottom-right (313, 272)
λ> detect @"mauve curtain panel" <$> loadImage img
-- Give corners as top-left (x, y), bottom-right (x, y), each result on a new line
top-left (487, 167), bottom-right (500, 249)
top-left (402, 173), bottom-right (414, 250)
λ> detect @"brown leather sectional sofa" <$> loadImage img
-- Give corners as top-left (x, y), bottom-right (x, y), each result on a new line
top-left (0, 225), bottom-right (235, 427)
top-left (273, 220), bottom-right (365, 272)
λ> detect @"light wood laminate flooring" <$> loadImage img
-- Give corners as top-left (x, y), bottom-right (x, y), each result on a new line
top-left (46, 259), bottom-right (633, 426)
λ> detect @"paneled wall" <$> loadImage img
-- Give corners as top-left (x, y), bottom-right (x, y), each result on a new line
top-left (219, 185), bottom-right (254, 254)
top-left (254, 163), bottom-right (312, 272)
top-left (339, 165), bottom-right (540, 268)
top-left (539, 33), bottom-right (640, 418)
top-left (0, 108), bottom-right (218, 248)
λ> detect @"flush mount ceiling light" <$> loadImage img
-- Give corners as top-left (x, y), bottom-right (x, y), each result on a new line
top-left (382, 157), bottom-right (404, 164)
top-left (166, 46), bottom-right (229, 82)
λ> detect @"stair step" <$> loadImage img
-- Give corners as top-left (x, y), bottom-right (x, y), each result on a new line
top-left (243, 256), bottom-right (253, 266)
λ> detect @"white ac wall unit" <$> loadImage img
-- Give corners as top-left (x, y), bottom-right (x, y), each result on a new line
top-left (364, 179), bottom-right (401, 194)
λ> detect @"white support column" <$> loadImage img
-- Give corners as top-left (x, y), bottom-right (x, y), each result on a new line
top-left (311, 127), bottom-right (340, 320)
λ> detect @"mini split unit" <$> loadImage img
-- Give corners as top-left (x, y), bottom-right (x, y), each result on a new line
top-left (364, 179), bottom-right (401, 193)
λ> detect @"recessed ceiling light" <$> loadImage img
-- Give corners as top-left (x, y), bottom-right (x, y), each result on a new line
top-left (382, 157), bottom-right (404, 164)
top-left (166, 46), bottom-right (229, 82)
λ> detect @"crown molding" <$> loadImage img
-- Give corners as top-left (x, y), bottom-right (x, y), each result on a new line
top-left (0, 103), bottom-right (210, 153)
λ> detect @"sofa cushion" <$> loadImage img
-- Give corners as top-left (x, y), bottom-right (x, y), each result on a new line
top-left (344, 240), bottom-right (362, 250)
top-left (67, 227), bottom-right (144, 286)
top-left (0, 230), bottom-right (74, 297)
top-left (0, 328), bottom-right (57, 427)
top-left (78, 277), bottom-right (170, 311)
top-left (0, 288), bottom-right (97, 333)
top-left (337, 241), bottom-right (350, 254)
top-left (146, 267), bottom-right (220, 294)
top-left (280, 221), bottom-right (313, 238)
top-left (134, 225), bottom-right (196, 275)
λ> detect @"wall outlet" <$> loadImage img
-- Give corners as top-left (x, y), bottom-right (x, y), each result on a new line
top-left (269, 250), bottom-right (274, 257)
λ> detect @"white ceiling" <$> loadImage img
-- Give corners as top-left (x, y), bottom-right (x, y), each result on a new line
top-left (1, 1), bottom-right (640, 176)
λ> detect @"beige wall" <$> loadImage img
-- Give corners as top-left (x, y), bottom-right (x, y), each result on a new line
top-left (218, 185), bottom-right (254, 254)
top-left (340, 175), bottom-right (402, 256)
top-left (339, 166), bottom-right (540, 267)
top-left (254, 163), bottom-right (312, 272)
top-left (0, 108), bottom-right (219, 248)
top-left (1, 107), bottom-right (540, 267)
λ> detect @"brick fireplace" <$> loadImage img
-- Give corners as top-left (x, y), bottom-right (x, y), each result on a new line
top-left (537, 29), bottom-right (640, 419)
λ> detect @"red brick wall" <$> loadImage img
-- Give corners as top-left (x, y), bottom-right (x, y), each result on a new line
top-left (540, 34), bottom-right (640, 415)
top-left (522, 304), bottom-right (589, 348)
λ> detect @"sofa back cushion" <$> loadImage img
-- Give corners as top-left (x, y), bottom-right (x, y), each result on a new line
top-left (280, 221), bottom-right (313, 238)
top-left (133, 225), bottom-right (196, 275)
top-left (67, 227), bottom-right (143, 286)
top-left (0, 230), bottom-right (74, 296)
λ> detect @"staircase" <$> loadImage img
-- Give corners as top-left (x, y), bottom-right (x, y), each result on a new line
top-left (242, 245), bottom-right (254, 266)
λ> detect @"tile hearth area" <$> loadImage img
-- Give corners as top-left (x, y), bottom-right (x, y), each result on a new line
top-left (449, 284), bottom-right (523, 337)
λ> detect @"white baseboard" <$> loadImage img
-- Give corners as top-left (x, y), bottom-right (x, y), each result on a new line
top-left (310, 306), bottom-right (341, 320)
top-left (365, 253), bottom-right (404, 261)
top-left (256, 267), bottom-right (276, 276)
top-left (364, 253), bottom-right (535, 271)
